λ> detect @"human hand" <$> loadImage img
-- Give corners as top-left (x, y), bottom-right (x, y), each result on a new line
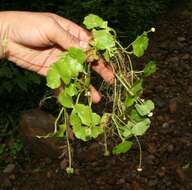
top-left (0, 11), bottom-right (114, 102)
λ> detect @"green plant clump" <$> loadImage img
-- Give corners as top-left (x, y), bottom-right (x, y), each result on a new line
top-left (42, 14), bottom-right (156, 174)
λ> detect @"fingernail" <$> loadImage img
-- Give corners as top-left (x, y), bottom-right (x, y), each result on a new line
top-left (80, 41), bottom-right (89, 49)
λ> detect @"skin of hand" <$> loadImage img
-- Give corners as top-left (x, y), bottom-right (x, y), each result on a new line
top-left (0, 11), bottom-right (114, 103)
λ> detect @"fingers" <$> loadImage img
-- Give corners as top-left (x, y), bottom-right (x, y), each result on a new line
top-left (49, 22), bottom-right (89, 50)
top-left (91, 58), bottom-right (115, 85)
top-left (49, 14), bottom-right (91, 42)
top-left (90, 86), bottom-right (102, 104)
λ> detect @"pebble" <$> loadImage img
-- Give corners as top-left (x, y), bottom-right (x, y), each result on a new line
top-left (148, 179), bottom-right (158, 187)
top-left (158, 167), bottom-right (166, 177)
top-left (147, 155), bottom-right (156, 164)
top-left (167, 144), bottom-right (174, 152)
top-left (177, 37), bottom-right (186, 42)
top-left (116, 178), bottom-right (126, 184)
top-left (3, 164), bottom-right (15, 174)
top-left (167, 56), bottom-right (179, 64)
top-left (9, 174), bottom-right (16, 180)
top-left (162, 122), bottom-right (169, 128)
top-left (169, 99), bottom-right (177, 113)
top-left (46, 171), bottom-right (52, 178)
top-left (182, 54), bottom-right (190, 60)
top-left (147, 143), bottom-right (156, 154)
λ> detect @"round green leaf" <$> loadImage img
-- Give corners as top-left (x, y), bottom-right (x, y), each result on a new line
top-left (130, 109), bottom-right (144, 122)
top-left (131, 118), bottom-right (151, 136)
top-left (135, 100), bottom-right (155, 116)
top-left (130, 79), bottom-right (143, 95)
top-left (132, 32), bottom-right (149, 57)
top-left (46, 64), bottom-right (61, 89)
top-left (65, 84), bottom-right (78, 96)
top-left (143, 60), bottom-right (156, 77)
top-left (91, 113), bottom-right (101, 126)
top-left (112, 141), bottom-right (133, 155)
top-left (122, 128), bottom-right (132, 138)
top-left (83, 14), bottom-right (108, 29)
top-left (91, 126), bottom-right (104, 138)
top-left (55, 54), bottom-right (84, 85)
top-left (58, 91), bottom-right (73, 108)
top-left (73, 125), bottom-right (92, 141)
top-left (70, 110), bottom-right (81, 128)
top-left (74, 104), bottom-right (92, 126)
top-left (54, 124), bottom-right (66, 137)
top-left (93, 30), bottom-right (115, 50)
top-left (125, 96), bottom-right (135, 107)
top-left (68, 48), bottom-right (86, 64)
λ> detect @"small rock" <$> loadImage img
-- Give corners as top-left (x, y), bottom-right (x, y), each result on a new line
top-left (116, 178), bottom-right (125, 185)
top-left (169, 99), bottom-right (177, 113)
top-left (182, 54), bottom-right (190, 60)
top-left (147, 143), bottom-right (156, 154)
top-left (162, 122), bottom-right (169, 128)
top-left (148, 179), bottom-right (158, 187)
top-left (157, 115), bottom-right (165, 122)
top-left (167, 144), bottom-right (174, 152)
top-left (147, 154), bottom-right (156, 165)
top-left (167, 56), bottom-right (179, 64)
top-left (9, 174), bottom-right (16, 180)
top-left (158, 167), bottom-right (166, 177)
top-left (46, 171), bottom-right (52, 178)
top-left (177, 37), bottom-right (186, 42)
top-left (3, 164), bottom-right (15, 174)
top-left (177, 42), bottom-right (185, 48)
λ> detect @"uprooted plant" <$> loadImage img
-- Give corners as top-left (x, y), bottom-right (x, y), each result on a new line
top-left (39, 14), bottom-right (156, 174)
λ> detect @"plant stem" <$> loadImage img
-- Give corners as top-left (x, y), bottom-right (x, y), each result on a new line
top-left (54, 107), bottom-right (64, 133)
top-left (115, 74), bottom-right (134, 96)
top-left (112, 115), bottom-right (124, 141)
top-left (103, 128), bottom-right (109, 156)
top-left (64, 109), bottom-right (73, 171)
top-left (127, 54), bottom-right (134, 85)
top-left (135, 135), bottom-right (143, 171)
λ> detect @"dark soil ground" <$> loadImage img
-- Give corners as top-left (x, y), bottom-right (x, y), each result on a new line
top-left (1, 1), bottom-right (192, 190)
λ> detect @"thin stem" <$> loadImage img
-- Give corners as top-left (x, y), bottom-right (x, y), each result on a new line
top-left (115, 74), bottom-right (134, 96)
top-left (134, 71), bottom-right (144, 74)
top-left (135, 135), bottom-right (143, 171)
top-left (103, 128), bottom-right (109, 156)
top-left (112, 115), bottom-right (124, 141)
top-left (115, 115), bottom-right (127, 126)
top-left (109, 62), bottom-right (118, 114)
top-left (76, 90), bottom-right (84, 104)
top-left (116, 40), bottom-right (132, 55)
top-left (127, 54), bottom-right (134, 85)
top-left (54, 107), bottom-right (64, 133)
top-left (64, 109), bottom-right (73, 171)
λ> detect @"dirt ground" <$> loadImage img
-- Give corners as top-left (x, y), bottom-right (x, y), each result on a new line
top-left (0, 1), bottom-right (192, 190)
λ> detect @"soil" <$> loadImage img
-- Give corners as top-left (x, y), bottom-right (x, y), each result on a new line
top-left (1, 1), bottom-right (192, 190)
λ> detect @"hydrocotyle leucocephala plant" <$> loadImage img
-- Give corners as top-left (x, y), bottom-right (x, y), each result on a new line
top-left (39, 14), bottom-right (156, 174)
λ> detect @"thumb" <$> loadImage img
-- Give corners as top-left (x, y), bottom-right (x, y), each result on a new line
top-left (49, 23), bottom-right (89, 50)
